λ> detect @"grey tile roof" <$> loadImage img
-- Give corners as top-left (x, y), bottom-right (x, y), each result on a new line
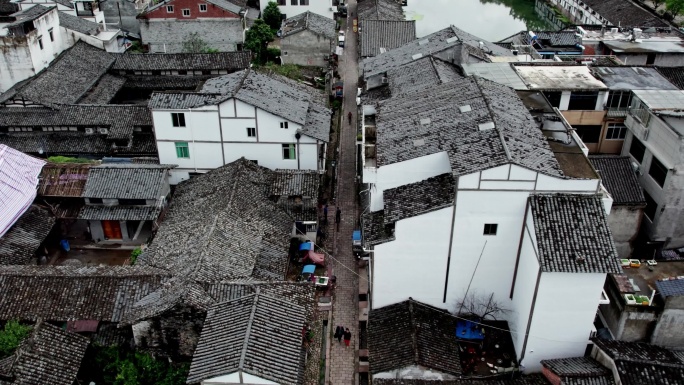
top-left (111, 51), bottom-right (252, 71)
top-left (281, 11), bottom-right (336, 40)
top-left (0, 104), bottom-right (152, 140)
top-left (0, 0), bottom-right (18, 14)
top-left (371, 375), bottom-right (551, 385)
top-left (373, 68), bottom-right (562, 177)
top-left (0, 206), bottom-right (54, 265)
top-left (368, 299), bottom-right (462, 375)
top-left (0, 131), bottom-right (157, 157)
top-left (187, 291), bottom-right (309, 384)
top-left (362, 25), bottom-right (512, 78)
top-left (270, 169), bottom-right (320, 197)
top-left (360, 20), bottom-right (416, 57)
top-left (541, 357), bottom-right (610, 377)
top-left (0, 321), bottom-right (89, 385)
top-left (592, 67), bottom-right (678, 91)
top-left (0, 41), bottom-right (115, 107)
top-left (207, 0), bottom-right (243, 14)
top-left (383, 173), bottom-right (454, 223)
top-left (529, 194), bottom-right (621, 274)
top-left (593, 339), bottom-right (684, 365)
top-left (82, 164), bottom-right (171, 199)
top-left (139, 158), bottom-right (296, 282)
top-left (77, 74), bottom-right (127, 105)
top-left (503, 30), bottom-right (580, 47)
top-left (58, 10), bottom-right (99, 35)
top-left (5, 4), bottom-right (52, 28)
top-left (122, 75), bottom-right (212, 90)
top-left (78, 205), bottom-right (162, 221)
top-left (150, 69), bottom-right (331, 142)
top-left (614, 360), bottom-right (684, 385)
top-left (655, 277), bottom-right (684, 298)
top-left (53, 0), bottom-right (73, 8)
top-left (582, 0), bottom-right (668, 27)
top-left (589, 156), bottom-right (646, 205)
top-left (655, 66), bottom-right (684, 90)
top-left (357, 0), bottom-right (404, 21)
top-left (0, 266), bottom-right (169, 322)
top-left (362, 209), bottom-right (395, 247)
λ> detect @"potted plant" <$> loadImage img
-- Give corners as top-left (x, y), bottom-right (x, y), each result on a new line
top-left (625, 294), bottom-right (637, 305)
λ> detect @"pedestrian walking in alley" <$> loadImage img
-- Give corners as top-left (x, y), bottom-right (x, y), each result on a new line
top-left (347, 111), bottom-right (352, 125)
top-left (323, 204), bottom-right (328, 221)
top-left (335, 325), bottom-right (344, 344)
top-left (343, 328), bottom-right (352, 348)
top-left (335, 208), bottom-right (341, 232)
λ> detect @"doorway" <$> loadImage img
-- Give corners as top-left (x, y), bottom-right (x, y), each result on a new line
top-left (102, 220), bottom-right (122, 240)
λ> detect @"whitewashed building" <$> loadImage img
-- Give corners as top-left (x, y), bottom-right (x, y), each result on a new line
top-left (262, 0), bottom-right (337, 20)
top-left (14, 0), bottom-right (107, 24)
top-left (360, 55), bottom-right (621, 372)
top-left (149, 69), bottom-right (331, 184)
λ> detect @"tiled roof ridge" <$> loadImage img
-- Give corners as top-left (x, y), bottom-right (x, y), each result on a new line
top-left (408, 299), bottom-right (419, 365)
top-left (238, 288), bottom-right (260, 373)
top-left (473, 76), bottom-right (513, 163)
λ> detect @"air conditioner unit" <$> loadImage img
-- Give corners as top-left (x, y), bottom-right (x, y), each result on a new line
top-left (98, 128), bottom-right (109, 135)
top-left (85, 127), bottom-right (94, 134)
top-left (381, 77), bottom-right (388, 84)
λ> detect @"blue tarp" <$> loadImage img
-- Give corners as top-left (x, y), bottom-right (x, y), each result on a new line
top-left (456, 321), bottom-right (485, 340)
top-left (352, 230), bottom-right (361, 241)
top-left (302, 265), bottom-right (316, 275)
top-left (299, 242), bottom-right (313, 251)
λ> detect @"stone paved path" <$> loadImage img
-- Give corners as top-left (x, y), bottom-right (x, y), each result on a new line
top-left (328, 1), bottom-right (360, 384)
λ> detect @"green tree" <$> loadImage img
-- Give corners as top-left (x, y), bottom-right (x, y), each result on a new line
top-left (182, 32), bottom-right (218, 53)
top-left (245, 19), bottom-right (275, 64)
top-left (262, 1), bottom-right (283, 31)
top-left (666, 0), bottom-right (684, 17)
top-left (0, 321), bottom-right (31, 359)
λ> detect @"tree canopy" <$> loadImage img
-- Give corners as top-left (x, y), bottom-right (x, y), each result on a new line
top-left (245, 19), bottom-right (275, 64)
top-left (0, 321), bottom-right (31, 359)
top-left (263, 1), bottom-right (283, 31)
top-left (182, 32), bottom-right (217, 53)
top-left (666, 0), bottom-right (684, 17)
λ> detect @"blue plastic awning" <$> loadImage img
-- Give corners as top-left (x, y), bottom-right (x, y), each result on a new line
top-left (455, 321), bottom-right (485, 340)
top-left (302, 265), bottom-right (316, 275)
top-left (299, 242), bottom-right (313, 251)
top-left (352, 230), bottom-right (361, 241)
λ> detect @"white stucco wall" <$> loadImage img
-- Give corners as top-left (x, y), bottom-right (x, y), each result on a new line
top-left (261, 0), bottom-right (335, 19)
top-left (372, 207), bottom-right (454, 309)
top-left (522, 272), bottom-right (606, 372)
top-left (203, 371), bottom-right (278, 384)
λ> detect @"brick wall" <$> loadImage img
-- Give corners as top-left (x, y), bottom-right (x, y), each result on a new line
top-left (140, 18), bottom-right (243, 53)
top-left (145, 0), bottom-right (239, 20)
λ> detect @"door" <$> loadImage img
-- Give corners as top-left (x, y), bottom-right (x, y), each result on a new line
top-left (102, 220), bottom-right (122, 240)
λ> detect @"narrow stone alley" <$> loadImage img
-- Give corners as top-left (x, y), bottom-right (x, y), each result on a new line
top-left (328, 0), bottom-right (361, 384)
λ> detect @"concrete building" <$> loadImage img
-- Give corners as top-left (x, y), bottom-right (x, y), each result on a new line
top-left (497, 30), bottom-right (583, 59)
top-left (621, 90), bottom-right (684, 248)
top-left (148, 69), bottom-right (331, 184)
top-left (538, 0), bottom-right (668, 28)
top-left (58, 11), bottom-right (125, 52)
top-left (262, 0), bottom-right (338, 20)
top-left (359, 53), bottom-right (621, 371)
top-left (138, 0), bottom-right (248, 53)
top-left (589, 156), bottom-right (646, 258)
top-left (79, 164), bottom-right (173, 244)
top-left (14, 0), bottom-right (107, 24)
top-left (580, 26), bottom-right (684, 67)
top-left (280, 11), bottom-right (335, 67)
top-left (0, 5), bottom-right (71, 92)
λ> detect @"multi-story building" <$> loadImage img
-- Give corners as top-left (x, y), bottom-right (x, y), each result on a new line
top-left (262, 0), bottom-right (339, 20)
top-left (149, 69), bottom-right (331, 184)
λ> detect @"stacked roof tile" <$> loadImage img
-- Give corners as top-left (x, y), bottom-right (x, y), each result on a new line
top-left (656, 277), bottom-right (684, 298)
top-left (656, 66), bottom-right (684, 90)
top-left (0, 206), bottom-right (54, 265)
top-left (529, 194), bottom-right (621, 274)
top-left (281, 11), bottom-right (336, 40)
top-left (82, 164), bottom-right (171, 199)
top-left (368, 299), bottom-right (462, 376)
top-left (5, 4), bottom-right (52, 29)
top-left (360, 20), bottom-right (416, 57)
top-left (589, 156), bottom-right (646, 205)
top-left (0, 322), bottom-right (89, 385)
top-left (0, 265), bottom-right (170, 322)
top-left (58, 11), bottom-right (100, 35)
top-left (111, 51), bottom-right (252, 72)
top-left (592, 339), bottom-right (684, 385)
top-left (383, 173), bottom-right (454, 223)
top-left (372, 376), bottom-right (551, 385)
top-left (270, 169), bottom-right (320, 197)
top-left (357, 0), bottom-right (405, 21)
top-left (582, 0), bottom-right (668, 27)
top-left (542, 357), bottom-right (614, 384)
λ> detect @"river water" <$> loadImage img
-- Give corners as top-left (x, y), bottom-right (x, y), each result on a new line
top-left (404, 0), bottom-right (554, 41)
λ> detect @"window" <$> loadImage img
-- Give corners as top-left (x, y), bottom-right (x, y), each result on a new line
top-left (277, 0), bottom-right (285, 4)
top-left (646, 53), bottom-right (656, 65)
top-left (282, 143), bottom-right (296, 159)
top-left (574, 125), bottom-right (601, 143)
top-left (246, 127), bottom-right (256, 137)
top-left (37, 36), bottom-right (43, 50)
top-left (605, 123), bottom-right (626, 140)
top-left (199, 3), bottom-right (207, 11)
top-left (568, 91), bottom-right (599, 110)
top-left (644, 190), bottom-right (658, 221)
top-left (48, 28), bottom-right (54, 42)
top-left (175, 142), bottom-right (190, 158)
top-left (171, 113), bottom-right (186, 127)
top-left (483, 223), bottom-right (498, 236)
top-left (301, 0), bottom-right (309, 4)
top-left (178, 70), bottom-right (187, 75)
top-left (182, 8), bottom-right (190, 16)
top-left (291, 0), bottom-right (298, 4)
top-left (649, 157), bottom-right (668, 187)
top-left (119, 199), bottom-right (147, 206)
top-left (606, 91), bottom-right (632, 109)
top-left (280, 121), bottom-right (289, 129)
top-left (542, 91), bottom-right (562, 108)
top-left (629, 137), bottom-right (646, 163)
top-left (89, 198), bottom-right (103, 204)
top-left (166, 5), bottom-right (173, 12)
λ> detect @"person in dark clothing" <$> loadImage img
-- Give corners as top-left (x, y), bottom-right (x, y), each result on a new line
top-left (323, 204), bottom-right (328, 221)
top-left (347, 111), bottom-right (352, 124)
top-left (335, 208), bottom-right (341, 231)
top-left (343, 328), bottom-right (352, 348)
top-left (335, 326), bottom-right (344, 344)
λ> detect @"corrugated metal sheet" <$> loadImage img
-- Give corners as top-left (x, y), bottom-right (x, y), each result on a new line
top-left (0, 145), bottom-right (45, 237)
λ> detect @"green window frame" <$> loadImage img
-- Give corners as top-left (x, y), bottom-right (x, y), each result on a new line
top-left (282, 143), bottom-right (296, 160)
top-left (175, 142), bottom-right (190, 158)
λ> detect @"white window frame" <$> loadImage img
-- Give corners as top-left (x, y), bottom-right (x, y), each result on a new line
top-left (605, 123), bottom-right (626, 140)
top-left (182, 8), bottom-right (190, 17)
top-left (166, 5), bottom-right (174, 12)
top-left (199, 3), bottom-right (207, 12)
top-left (280, 121), bottom-right (289, 129)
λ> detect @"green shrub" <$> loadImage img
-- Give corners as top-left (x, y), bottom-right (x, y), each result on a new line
top-left (47, 156), bottom-right (94, 164)
top-left (0, 320), bottom-right (31, 359)
top-left (129, 248), bottom-right (142, 265)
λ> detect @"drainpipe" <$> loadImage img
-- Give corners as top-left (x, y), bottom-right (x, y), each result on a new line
top-left (295, 132), bottom-right (301, 170)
